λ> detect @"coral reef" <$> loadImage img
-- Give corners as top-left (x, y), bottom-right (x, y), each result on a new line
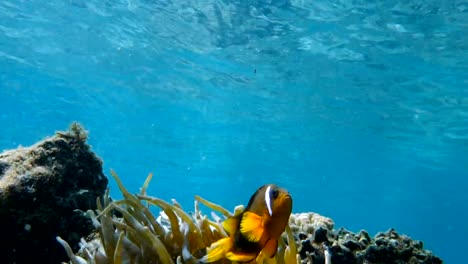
top-left (0, 124), bottom-right (443, 264)
top-left (58, 171), bottom-right (443, 264)
top-left (0, 123), bottom-right (108, 263)
top-left (57, 171), bottom-right (299, 264)
top-left (290, 214), bottom-right (443, 264)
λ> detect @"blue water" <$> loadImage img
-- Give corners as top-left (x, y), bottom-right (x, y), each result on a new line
top-left (1, 0), bottom-right (466, 263)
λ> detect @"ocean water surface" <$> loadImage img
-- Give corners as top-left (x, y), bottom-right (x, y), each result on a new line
top-left (0, 0), bottom-right (467, 263)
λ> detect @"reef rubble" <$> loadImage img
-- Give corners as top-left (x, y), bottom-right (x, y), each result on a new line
top-left (0, 123), bottom-right (108, 263)
top-left (289, 213), bottom-right (442, 264)
top-left (0, 124), bottom-right (443, 264)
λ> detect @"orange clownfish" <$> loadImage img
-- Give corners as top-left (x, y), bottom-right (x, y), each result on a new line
top-left (201, 184), bottom-right (293, 263)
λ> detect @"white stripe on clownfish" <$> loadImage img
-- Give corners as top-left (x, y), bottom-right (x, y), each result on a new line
top-left (265, 185), bottom-right (273, 216)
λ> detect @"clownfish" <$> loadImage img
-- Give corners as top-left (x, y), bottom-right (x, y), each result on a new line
top-left (201, 184), bottom-right (293, 263)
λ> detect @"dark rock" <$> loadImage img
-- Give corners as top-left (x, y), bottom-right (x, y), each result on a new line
top-left (330, 244), bottom-right (357, 264)
top-left (414, 240), bottom-right (424, 250)
top-left (343, 239), bottom-right (362, 251)
top-left (299, 239), bottom-right (316, 259)
top-left (375, 237), bottom-right (387, 246)
top-left (291, 222), bottom-right (443, 264)
top-left (365, 244), bottom-right (398, 262)
top-left (357, 230), bottom-right (371, 244)
top-left (298, 232), bottom-right (308, 240)
top-left (0, 123), bottom-right (108, 264)
top-left (314, 227), bottom-right (329, 243)
top-left (400, 247), bottom-right (414, 260)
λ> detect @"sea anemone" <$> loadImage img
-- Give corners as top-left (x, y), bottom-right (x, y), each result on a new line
top-left (57, 171), bottom-right (301, 264)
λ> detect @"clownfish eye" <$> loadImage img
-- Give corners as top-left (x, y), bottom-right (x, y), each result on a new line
top-left (271, 188), bottom-right (279, 199)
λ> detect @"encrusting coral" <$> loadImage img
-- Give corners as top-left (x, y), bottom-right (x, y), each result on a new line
top-left (57, 171), bottom-right (301, 264)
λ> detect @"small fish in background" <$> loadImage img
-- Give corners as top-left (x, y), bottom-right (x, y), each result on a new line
top-left (201, 184), bottom-right (293, 263)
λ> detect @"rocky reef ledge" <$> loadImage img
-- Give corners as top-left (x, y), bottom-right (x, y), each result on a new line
top-left (0, 124), bottom-right (442, 264)
top-left (0, 123), bottom-right (108, 263)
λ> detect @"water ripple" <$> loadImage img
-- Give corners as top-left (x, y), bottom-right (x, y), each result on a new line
top-left (0, 0), bottom-right (466, 170)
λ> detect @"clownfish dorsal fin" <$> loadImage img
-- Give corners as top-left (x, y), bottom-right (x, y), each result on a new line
top-left (240, 211), bottom-right (264, 242)
top-left (222, 214), bottom-right (241, 236)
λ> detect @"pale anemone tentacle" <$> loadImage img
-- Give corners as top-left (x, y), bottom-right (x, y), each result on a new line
top-left (56, 236), bottom-right (87, 264)
top-left (324, 244), bottom-right (332, 264)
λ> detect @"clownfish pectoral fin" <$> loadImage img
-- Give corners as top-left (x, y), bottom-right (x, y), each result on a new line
top-left (263, 239), bottom-right (278, 258)
top-left (222, 214), bottom-right (241, 236)
top-left (200, 237), bottom-right (233, 263)
top-left (226, 251), bottom-right (258, 263)
top-left (240, 211), bottom-right (264, 242)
